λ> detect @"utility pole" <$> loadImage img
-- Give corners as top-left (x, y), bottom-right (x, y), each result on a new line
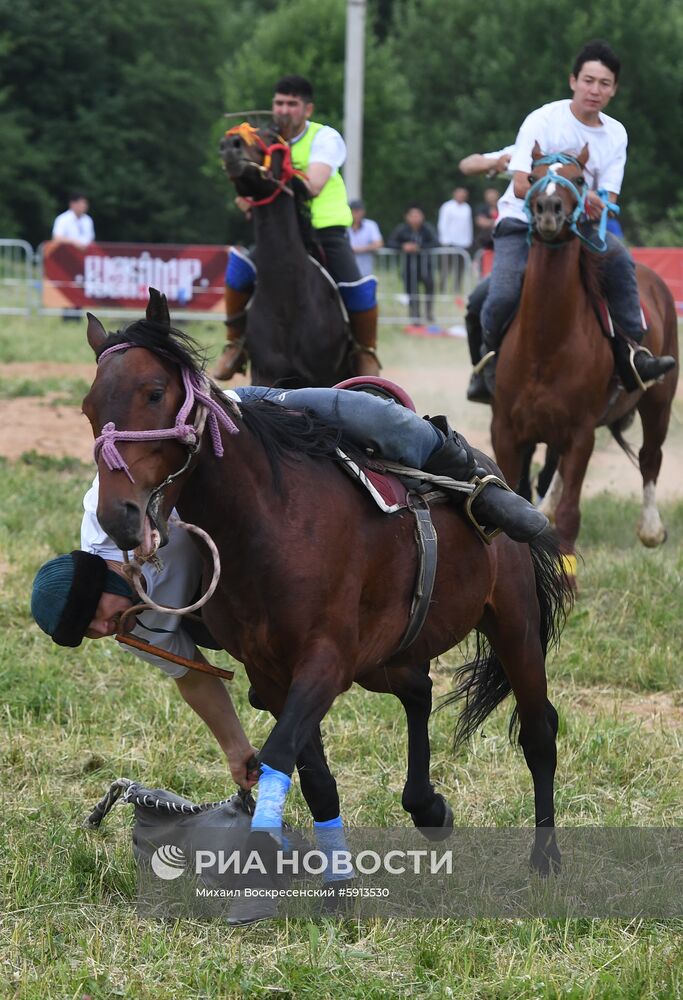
top-left (343, 0), bottom-right (366, 201)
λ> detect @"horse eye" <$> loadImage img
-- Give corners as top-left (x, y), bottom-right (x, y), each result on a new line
top-left (575, 176), bottom-right (585, 187)
top-left (528, 174), bottom-right (536, 184)
top-left (148, 389), bottom-right (163, 403)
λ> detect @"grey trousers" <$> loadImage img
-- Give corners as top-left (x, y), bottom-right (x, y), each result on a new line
top-left (233, 386), bottom-right (443, 468)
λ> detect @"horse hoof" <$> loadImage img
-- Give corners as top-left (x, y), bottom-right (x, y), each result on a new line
top-left (638, 527), bottom-right (667, 548)
top-left (530, 845), bottom-right (562, 877)
top-left (412, 794), bottom-right (454, 841)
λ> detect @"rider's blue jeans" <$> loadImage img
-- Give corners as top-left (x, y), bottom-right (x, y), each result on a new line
top-left (232, 386), bottom-right (443, 468)
top-left (479, 217), bottom-right (644, 348)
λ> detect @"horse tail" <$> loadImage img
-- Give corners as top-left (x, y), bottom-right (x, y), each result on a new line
top-left (608, 411), bottom-right (639, 465)
top-left (444, 529), bottom-right (574, 750)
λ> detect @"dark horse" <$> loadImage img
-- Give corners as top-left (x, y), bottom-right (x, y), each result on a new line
top-left (491, 145), bottom-right (679, 577)
top-left (219, 122), bottom-right (354, 387)
top-left (83, 291), bottom-right (573, 874)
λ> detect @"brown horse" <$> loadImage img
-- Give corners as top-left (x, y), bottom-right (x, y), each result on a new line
top-left (491, 145), bottom-right (679, 573)
top-left (83, 291), bottom-right (572, 874)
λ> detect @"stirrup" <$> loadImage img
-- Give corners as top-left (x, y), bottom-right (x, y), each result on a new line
top-left (472, 350), bottom-right (496, 376)
top-left (464, 473), bottom-right (512, 545)
top-left (627, 344), bottom-right (674, 392)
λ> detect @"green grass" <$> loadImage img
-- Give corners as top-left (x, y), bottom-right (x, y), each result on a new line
top-left (1, 456), bottom-right (682, 999)
top-left (1, 316), bottom-right (682, 998)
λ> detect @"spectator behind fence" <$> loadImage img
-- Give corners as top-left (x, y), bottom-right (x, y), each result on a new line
top-left (347, 199), bottom-right (383, 278)
top-left (437, 187), bottom-right (473, 292)
top-left (387, 206), bottom-right (439, 325)
top-left (52, 192), bottom-right (95, 248)
top-left (474, 188), bottom-right (501, 250)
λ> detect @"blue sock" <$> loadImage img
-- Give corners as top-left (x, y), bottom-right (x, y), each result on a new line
top-left (252, 764), bottom-right (291, 838)
top-left (314, 815), bottom-right (355, 883)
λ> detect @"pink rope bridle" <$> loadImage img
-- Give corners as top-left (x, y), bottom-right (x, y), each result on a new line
top-left (93, 342), bottom-right (239, 482)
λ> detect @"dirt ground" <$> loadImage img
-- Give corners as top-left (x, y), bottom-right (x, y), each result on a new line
top-left (1, 351), bottom-right (681, 498)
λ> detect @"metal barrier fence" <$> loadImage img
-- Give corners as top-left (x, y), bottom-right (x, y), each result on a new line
top-left (373, 247), bottom-right (474, 326)
top-left (0, 240), bottom-right (481, 326)
top-left (0, 239), bottom-right (36, 315)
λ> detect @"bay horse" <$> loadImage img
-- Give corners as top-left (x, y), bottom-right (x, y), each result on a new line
top-left (219, 122), bottom-right (354, 387)
top-left (83, 290), bottom-right (572, 875)
top-left (491, 145), bottom-right (679, 575)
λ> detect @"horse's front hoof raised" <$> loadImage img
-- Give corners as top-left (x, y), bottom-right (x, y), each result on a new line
top-left (411, 793), bottom-right (454, 841)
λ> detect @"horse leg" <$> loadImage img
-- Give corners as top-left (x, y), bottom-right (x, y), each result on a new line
top-left (537, 447), bottom-right (559, 502)
top-left (538, 466), bottom-right (563, 522)
top-left (635, 388), bottom-right (670, 547)
top-left (489, 417), bottom-right (528, 494)
top-left (250, 646), bottom-right (349, 835)
top-left (517, 443), bottom-right (536, 502)
top-left (552, 428), bottom-right (595, 574)
top-left (248, 679), bottom-right (341, 825)
top-left (360, 664), bottom-right (453, 840)
top-left (482, 566), bottom-right (560, 875)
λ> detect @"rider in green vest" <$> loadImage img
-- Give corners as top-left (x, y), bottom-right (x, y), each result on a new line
top-left (215, 74), bottom-right (381, 381)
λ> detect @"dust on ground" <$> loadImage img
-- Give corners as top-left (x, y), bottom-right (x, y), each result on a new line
top-left (1, 348), bottom-right (681, 498)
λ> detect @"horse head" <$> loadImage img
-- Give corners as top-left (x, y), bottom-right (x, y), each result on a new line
top-left (526, 142), bottom-right (590, 242)
top-left (82, 289), bottom-right (238, 556)
top-left (219, 121), bottom-right (298, 203)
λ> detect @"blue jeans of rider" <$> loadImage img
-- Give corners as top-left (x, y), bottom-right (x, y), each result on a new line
top-left (479, 218), bottom-right (643, 350)
top-left (233, 386), bottom-right (442, 468)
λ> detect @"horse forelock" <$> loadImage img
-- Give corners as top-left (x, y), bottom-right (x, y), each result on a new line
top-left (97, 318), bottom-right (208, 377)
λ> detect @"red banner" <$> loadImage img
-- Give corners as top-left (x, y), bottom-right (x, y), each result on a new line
top-left (478, 246), bottom-right (683, 315)
top-left (42, 241), bottom-right (229, 312)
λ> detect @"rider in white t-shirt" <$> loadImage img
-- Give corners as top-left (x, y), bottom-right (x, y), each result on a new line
top-left (471, 40), bottom-right (675, 402)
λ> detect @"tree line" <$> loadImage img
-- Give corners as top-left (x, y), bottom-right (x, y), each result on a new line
top-left (2, 0), bottom-right (682, 247)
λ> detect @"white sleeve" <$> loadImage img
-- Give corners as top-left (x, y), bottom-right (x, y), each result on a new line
top-left (482, 144), bottom-right (516, 160)
top-left (599, 128), bottom-right (627, 195)
top-left (309, 126), bottom-right (346, 172)
top-left (80, 475), bottom-right (202, 678)
top-left (83, 215), bottom-right (95, 244)
top-left (367, 219), bottom-right (382, 242)
top-left (52, 212), bottom-right (71, 240)
top-left (508, 109), bottom-right (549, 174)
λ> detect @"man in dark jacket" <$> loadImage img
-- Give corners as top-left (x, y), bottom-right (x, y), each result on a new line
top-left (387, 206), bottom-right (440, 324)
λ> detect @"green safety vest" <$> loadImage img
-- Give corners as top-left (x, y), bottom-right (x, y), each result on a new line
top-left (290, 121), bottom-right (353, 229)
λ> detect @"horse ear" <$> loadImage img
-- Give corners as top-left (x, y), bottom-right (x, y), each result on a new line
top-left (146, 287), bottom-right (171, 328)
top-left (531, 141), bottom-right (543, 163)
top-left (577, 143), bottom-right (589, 166)
top-left (86, 313), bottom-right (107, 354)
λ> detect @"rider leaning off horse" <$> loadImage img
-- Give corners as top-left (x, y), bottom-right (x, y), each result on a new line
top-left (31, 379), bottom-right (548, 783)
top-left (466, 39), bottom-right (676, 404)
top-left (214, 74), bottom-right (381, 382)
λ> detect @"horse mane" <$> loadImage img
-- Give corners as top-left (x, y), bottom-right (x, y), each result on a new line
top-left (578, 243), bottom-right (605, 305)
top-left (98, 318), bottom-right (366, 487)
top-left (290, 176), bottom-right (320, 258)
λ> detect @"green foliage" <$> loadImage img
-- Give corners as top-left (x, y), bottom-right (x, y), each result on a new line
top-left (0, 0), bottom-right (230, 244)
top-left (1, 0), bottom-right (683, 246)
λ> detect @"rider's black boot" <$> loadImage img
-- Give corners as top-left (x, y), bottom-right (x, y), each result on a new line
top-left (465, 311), bottom-right (493, 404)
top-left (632, 349), bottom-right (676, 385)
top-left (612, 335), bottom-right (677, 392)
top-left (423, 416), bottom-right (548, 543)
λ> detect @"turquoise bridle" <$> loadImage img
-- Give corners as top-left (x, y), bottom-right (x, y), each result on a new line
top-left (523, 153), bottom-right (619, 253)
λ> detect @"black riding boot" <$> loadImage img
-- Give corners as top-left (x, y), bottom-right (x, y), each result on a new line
top-left (465, 311), bottom-right (492, 404)
top-left (423, 416), bottom-right (548, 543)
top-left (611, 334), bottom-right (676, 391)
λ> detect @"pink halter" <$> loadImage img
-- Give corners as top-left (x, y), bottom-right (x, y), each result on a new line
top-left (93, 342), bottom-right (239, 482)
